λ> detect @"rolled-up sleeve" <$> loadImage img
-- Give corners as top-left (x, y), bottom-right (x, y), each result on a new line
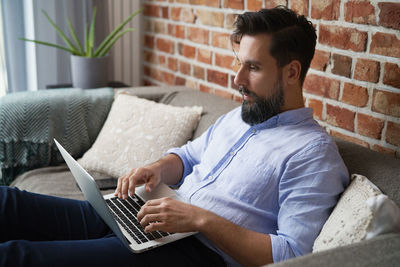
top-left (271, 142), bottom-right (349, 262)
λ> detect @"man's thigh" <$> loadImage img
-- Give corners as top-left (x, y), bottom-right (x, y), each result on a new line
top-left (0, 235), bottom-right (226, 267)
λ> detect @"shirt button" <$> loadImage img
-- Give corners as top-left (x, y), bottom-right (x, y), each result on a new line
top-left (252, 129), bottom-right (256, 133)
top-left (230, 151), bottom-right (234, 156)
top-left (208, 175), bottom-right (213, 180)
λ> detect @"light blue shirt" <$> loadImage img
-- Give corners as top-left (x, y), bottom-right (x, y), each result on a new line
top-left (167, 106), bottom-right (349, 266)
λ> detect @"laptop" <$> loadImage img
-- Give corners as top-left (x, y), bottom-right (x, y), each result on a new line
top-left (54, 139), bottom-right (196, 253)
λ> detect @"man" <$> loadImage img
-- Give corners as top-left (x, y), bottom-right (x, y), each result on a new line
top-left (115, 6), bottom-right (348, 266)
top-left (0, 6), bottom-right (348, 267)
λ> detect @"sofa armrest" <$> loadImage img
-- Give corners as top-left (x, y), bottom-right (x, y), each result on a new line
top-left (266, 233), bottom-right (400, 267)
top-left (0, 88), bottom-right (114, 185)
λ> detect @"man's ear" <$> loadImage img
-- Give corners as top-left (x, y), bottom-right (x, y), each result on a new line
top-left (283, 60), bottom-right (301, 85)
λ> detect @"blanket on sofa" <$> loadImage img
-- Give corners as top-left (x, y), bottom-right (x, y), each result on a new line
top-left (0, 88), bottom-right (114, 185)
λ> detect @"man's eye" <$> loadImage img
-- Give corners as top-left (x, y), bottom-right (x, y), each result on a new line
top-left (248, 64), bottom-right (258, 71)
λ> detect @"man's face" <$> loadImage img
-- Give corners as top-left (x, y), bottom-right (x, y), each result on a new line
top-left (234, 34), bottom-right (285, 125)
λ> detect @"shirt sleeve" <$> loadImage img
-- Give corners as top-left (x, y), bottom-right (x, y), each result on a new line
top-left (270, 142), bottom-right (349, 262)
top-left (166, 118), bottom-right (219, 187)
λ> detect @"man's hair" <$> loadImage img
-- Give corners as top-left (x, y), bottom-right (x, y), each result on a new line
top-left (231, 6), bottom-right (317, 85)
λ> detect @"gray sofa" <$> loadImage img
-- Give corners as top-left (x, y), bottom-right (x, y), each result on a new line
top-left (6, 86), bottom-right (400, 266)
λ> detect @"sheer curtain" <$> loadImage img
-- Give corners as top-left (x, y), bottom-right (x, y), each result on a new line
top-left (2, 0), bottom-right (108, 93)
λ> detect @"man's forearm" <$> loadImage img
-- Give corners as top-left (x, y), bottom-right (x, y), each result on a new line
top-left (197, 209), bottom-right (273, 266)
top-left (152, 153), bottom-right (184, 186)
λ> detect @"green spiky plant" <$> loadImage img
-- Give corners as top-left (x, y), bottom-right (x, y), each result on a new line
top-left (20, 7), bottom-right (142, 57)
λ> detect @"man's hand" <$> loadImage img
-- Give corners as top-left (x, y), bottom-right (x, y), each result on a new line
top-left (114, 165), bottom-right (161, 199)
top-left (137, 197), bottom-right (206, 233)
top-left (115, 154), bottom-right (184, 200)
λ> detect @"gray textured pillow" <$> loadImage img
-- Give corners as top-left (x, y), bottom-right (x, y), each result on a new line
top-left (78, 93), bottom-right (202, 178)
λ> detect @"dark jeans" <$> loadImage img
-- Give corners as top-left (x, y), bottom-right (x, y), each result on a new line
top-left (0, 186), bottom-right (225, 267)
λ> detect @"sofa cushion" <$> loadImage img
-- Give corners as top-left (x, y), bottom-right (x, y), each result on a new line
top-left (77, 93), bottom-right (202, 178)
top-left (313, 174), bottom-right (400, 253)
top-left (334, 137), bottom-right (400, 206)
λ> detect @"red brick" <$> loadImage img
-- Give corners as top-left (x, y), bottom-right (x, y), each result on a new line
top-left (186, 79), bottom-right (198, 89)
top-left (187, 27), bottom-right (209, 44)
top-left (370, 32), bottom-right (400, 58)
top-left (326, 104), bottom-right (355, 132)
top-left (149, 67), bottom-right (163, 82)
top-left (156, 38), bottom-right (174, 54)
top-left (354, 59), bottom-right (380, 83)
top-left (168, 58), bottom-right (178, 71)
top-left (179, 61), bottom-right (191, 75)
top-left (330, 130), bottom-right (369, 148)
top-left (215, 53), bottom-right (236, 71)
top-left (178, 43), bottom-right (196, 59)
top-left (311, 0), bottom-right (340, 20)
top-left (181, 8), bottom-right (196, 23)
top-left (303, 74), bottom-right (340, 100)
top-left (175, 76), bottom-right (186, 85)
top-left (319, 25), bottom-right (367, 52)
top-left (383, 63), bottom-right (400, 89)
top-left (290, 0), bottom-right (308, 16)
top-left (144, 50), bottom-right (157, 64)
top-left (372, 90), bottom-right (400, 117)
top-left (386, 122), bottom-right (400, 146)
top-left (193, 65), bottom-right (205, 80)
top-left (248, 0), bottom-right (262, 11)
top-left (200, 84), bottom-right (212, 94)
top-left (207, 69), bottom-right (228, 87)
top-left (144, 35), bottom-right (155, 49)
top-left (265, 0), bottom-right (287, 8)
top-left (162, 6), bottom-right (169, 19)
top-left (225, 13), bottom-right (238, 30)
top-left (168, 24), bottom-right (185, 39)
top-left (356, 113), bottom-right (384, 139)
top-left (212, 32), bottom-right (231, 49)
top-left (144, 4), bottom-right (161, 17)
top-left (198, 48), bottom-right (212, 64)
top-left (171, 7), bottom-right (181, 21)
top-left (345, 1), bottom-right (376, 25)
top-left (162, 71), bottom-right (175, 85)
top-left (378, 3), bottom-right (400, 30)
top-left (307, 98), bottom-right (323, 120)
top-left (372, 144), bottom-right (396, 156)
top-left (158, 55), bottom-right (167, 68)
top-left (224, 0), bottom-right (244, 10)
top-left (189, 0), bottom-right (220, 7)
top-left (331, 54), bottom-right (352, 78)
top-left (144, 65), bottom-right (151, 76)
top-left (310, 50), bottom-right (330, 71)
top-left (341, 83), bottom-right (369, 107)
top-left (154, 21), bottom-right (166, 34)
top-left (196, 10), bottom-right (224, 27)
top-left (214, 89), bottom-right (234, 100)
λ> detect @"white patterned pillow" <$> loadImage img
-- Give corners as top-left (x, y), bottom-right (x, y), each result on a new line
top-left (78, 93), bottom-right (202, 178)
top-left (313, 174), bottom-right (381, 252)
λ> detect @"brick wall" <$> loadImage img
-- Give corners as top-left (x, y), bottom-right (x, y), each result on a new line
top-left (142, 0), bottom-right (400, 157)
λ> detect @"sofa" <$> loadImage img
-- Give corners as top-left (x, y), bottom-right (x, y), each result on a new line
top-left (2, 86), bottom-right (400, 266)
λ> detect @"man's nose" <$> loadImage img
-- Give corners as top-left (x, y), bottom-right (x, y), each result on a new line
top-left (234, 66), bottom-right (246, 88)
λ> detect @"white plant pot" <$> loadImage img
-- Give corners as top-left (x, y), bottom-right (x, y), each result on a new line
top-left (70, 55), bottom-right (109, 89)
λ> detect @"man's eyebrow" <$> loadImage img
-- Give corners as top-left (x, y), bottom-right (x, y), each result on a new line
top-left (242, 59), bottom-right (262, 66)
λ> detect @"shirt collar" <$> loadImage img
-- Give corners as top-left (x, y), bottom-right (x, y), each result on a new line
top-left (251, 107), bottom-right (314, 130)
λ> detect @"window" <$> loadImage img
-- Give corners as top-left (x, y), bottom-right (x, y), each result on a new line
top-left (0, 2), bottom-right (7, 96)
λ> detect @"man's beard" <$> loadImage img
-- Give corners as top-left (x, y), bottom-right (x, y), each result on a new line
top-left (239, 79), bottom-right (284, 126)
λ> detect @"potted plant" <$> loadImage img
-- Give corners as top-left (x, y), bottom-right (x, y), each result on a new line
top-left (21, 7), bottom-right (142, 89)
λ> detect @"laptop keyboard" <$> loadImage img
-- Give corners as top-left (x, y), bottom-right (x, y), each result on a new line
top-left (106, 195), bottom-right (171, 244)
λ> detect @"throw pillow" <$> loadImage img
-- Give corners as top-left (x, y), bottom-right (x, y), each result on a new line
top-left (78, 93), bottom-right (202, 178)
top-left (312, 174), bottom-right (381, 252)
